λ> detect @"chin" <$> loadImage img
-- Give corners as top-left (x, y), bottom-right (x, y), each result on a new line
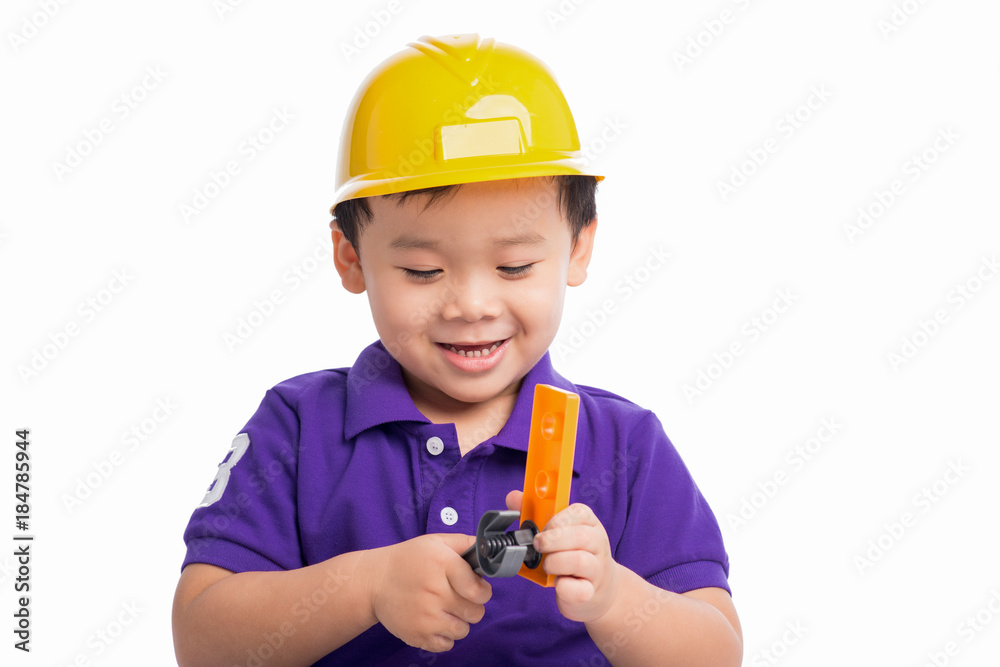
top-left (440, 385), bottom-right (504, 405)
top-left (439, 376), bottom-right (518, 405)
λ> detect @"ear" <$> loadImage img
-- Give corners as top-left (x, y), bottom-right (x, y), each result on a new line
top-left (567, 217), bottom-right (597, 287)
top-left (331, 227), bottom-right (366, 294)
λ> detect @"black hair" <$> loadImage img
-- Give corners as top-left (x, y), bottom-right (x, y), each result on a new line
top-left (331, 175), bottom-right (598, 249)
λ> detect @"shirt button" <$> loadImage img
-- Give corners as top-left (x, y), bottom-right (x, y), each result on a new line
top-left (426, 436), bottom-right (444, 456)
top-left (440, 507), bottom-right (458, 525)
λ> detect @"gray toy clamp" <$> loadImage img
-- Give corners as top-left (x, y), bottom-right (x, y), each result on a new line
top-left (462, 510), bottom-right (541, 578)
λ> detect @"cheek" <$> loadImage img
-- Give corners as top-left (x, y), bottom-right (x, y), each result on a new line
top-left (370, 280), bottom-right (448, 337)
top-left (375, 289), bottom-right (421, 331)
top-left (511, 278), bottom-right (567, 329)
top-left (363, 274), bottom-right (404, 325)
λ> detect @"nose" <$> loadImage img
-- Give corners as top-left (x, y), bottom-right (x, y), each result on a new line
top-left (440, 274), bottom-right (502, 322)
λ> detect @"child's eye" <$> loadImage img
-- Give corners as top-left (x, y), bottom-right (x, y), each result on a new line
top-left (401, 268), bottom-right (441, 281)
top-left (498, 263), bottom-right (535, 278)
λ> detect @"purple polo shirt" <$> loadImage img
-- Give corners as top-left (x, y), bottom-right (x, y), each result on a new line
top-left (182, 340), bottom-right (730, 665)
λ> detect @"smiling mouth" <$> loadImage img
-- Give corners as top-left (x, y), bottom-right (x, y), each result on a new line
top-left (439, 339), bottom-right (507, 358)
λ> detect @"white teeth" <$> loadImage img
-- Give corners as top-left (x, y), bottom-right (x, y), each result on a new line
top-left (445, 341), bottom-right (502, 357)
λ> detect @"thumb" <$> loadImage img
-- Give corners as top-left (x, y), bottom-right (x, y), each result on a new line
top-left (505, 490), bottom-right (523, 513)
top-left (433, 532), bottom-right (477, 554)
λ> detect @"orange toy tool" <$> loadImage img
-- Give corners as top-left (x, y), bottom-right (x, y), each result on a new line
top-left (461, 384), bottom-right (580, 587)
top-left (518, 384), bottom-right (579, 586)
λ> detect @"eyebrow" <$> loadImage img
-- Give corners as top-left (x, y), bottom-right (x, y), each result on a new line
top-left (494, 231), bottom-right (546, 247)
top-left (389, 230), bottom-right (546, 250)
top-left (389, 235), bottom-right (438, 250)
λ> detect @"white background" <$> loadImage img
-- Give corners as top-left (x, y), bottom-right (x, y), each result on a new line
top-left (2, 0), bottom-right (999, 665)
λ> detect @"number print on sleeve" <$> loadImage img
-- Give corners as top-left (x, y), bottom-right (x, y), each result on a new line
top-left (199, 433), bottom-right (251, 507)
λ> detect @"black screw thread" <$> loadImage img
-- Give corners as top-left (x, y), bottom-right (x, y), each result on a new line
top-left (520, 521), bottom-right (541, 569)
top-left (480, 532), bottom-right (519, 558)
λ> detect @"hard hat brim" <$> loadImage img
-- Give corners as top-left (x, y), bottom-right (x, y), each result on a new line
top-left (331, 157), bottom-right (603, 212)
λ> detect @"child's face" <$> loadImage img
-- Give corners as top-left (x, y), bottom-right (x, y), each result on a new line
top-left (336, 177), bottom-right (595, 415)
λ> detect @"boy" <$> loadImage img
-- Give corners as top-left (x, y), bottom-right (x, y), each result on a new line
top-left (173, 34), bottom-right (741, 666)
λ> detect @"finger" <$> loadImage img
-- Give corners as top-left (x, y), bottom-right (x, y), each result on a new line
top-left (541, 549), bottom-right (601, 581)
top-left (440, 611), bottom-right (473, 640)
top-left (536, 522), bottom-right (605, 555)
top-left (554, 575), bottom-right (598, 607)
top-left (538, 507), bottom-right (604, 552)
top-left (445, 552), bottom-right (493, 605)
top-left (544, 502), bottom-right (599, 531)
top-left (448, 598), bottom-right (487, 626)
top-left (421, 633), bottom-right (455, 654)
top-left (435, 532), bottom-right (477, 554)
top-left (505, 489), bottom-right (523, 512)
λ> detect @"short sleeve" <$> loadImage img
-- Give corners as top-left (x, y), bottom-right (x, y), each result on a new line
top-left (181, 388), bottom-right (303, 573)
top-left (615, 412), bottom-right (731, 595)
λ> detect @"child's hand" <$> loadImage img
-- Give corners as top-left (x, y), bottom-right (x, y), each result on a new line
top-left (369, 533), bottom-right (492, 653)
top-left (505, 490), bottom-right (622, 624)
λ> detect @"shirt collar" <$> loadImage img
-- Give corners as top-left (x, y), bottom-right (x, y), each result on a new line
top-left (344, 340), bottom-right (584, 473)
top-left (344, 341), bottom-right (430, 439)
top-left (489, 352), bottom-right (583, 472)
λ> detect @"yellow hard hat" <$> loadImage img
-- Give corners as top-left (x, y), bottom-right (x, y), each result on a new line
top-left (331, 33), bottom-right (603, 209)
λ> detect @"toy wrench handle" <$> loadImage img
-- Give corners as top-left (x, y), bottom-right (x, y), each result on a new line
top-left (462, 542), bottom-right (484, 576)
